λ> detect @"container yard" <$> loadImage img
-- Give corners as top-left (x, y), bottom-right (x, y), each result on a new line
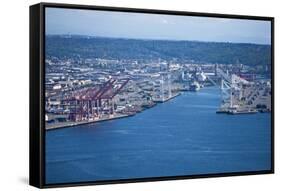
top-left (45, 58), bottom-right (271, 130)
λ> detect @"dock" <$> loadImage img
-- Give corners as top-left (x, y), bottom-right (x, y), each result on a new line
top-left (46, 91), bottom-right (182, 130)
top-left (153, 92), bottom-right (181, 103)
top-left (216, 108), bottom-right (258, 115)
top-left (46, 113), bottom-right (134, 130)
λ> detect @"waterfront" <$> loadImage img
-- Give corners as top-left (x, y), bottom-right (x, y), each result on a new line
top-left (46, 86), bottom-right (271, 184)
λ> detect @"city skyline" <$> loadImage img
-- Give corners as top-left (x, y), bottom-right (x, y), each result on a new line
top-left (46, 8), bottom-right (271, 45)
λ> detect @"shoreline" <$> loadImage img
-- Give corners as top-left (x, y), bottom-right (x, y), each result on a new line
top-left (46, 92), bottom-right (181, 131)
top-left (153, 92), bottom-right (181, 103)
top-left (46, 113), bottom-right (135, 131)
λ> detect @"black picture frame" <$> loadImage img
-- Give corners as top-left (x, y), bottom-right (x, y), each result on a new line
top-left (30, 2), bottom-right (275, 188)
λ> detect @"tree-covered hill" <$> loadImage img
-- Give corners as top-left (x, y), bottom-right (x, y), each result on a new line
top-left (46, 35), bottom-right (271, 66)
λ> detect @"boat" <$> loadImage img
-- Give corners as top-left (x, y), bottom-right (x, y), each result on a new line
top-left (189, 81), bottom-right (200, 91)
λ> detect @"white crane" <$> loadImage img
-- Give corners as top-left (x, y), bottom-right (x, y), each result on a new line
top-left (217, 68), bottom-right (249, 108)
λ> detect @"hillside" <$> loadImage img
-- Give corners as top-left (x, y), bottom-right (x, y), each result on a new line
top-left (46, 35), bottom-right (271, 66)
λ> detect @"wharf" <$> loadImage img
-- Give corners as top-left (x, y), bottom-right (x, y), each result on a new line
top-left (228, 109), bottom-right (258, 114)
top-left (153, 93), bottom-right (181, 103)
top-left (46, 113), bottom-right (134, 130)
top-left (216, 107), bottom-right (258, 115)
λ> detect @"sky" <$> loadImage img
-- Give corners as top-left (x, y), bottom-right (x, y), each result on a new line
top-left (46, 8), bottom-right (271, 45)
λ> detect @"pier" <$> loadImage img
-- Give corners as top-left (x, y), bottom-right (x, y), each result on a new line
top-left (46, 113), bottom-right (134, 130)
top-left (214, 68), bottom-right (271, 114)
top-left (45, 62), bottom-right (271, 130)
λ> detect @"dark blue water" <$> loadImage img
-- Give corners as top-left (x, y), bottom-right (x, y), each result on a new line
top-left (45, 87), bottom-right (271, 184)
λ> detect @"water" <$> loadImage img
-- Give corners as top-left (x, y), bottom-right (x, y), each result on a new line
top-left (45, 87), bottom-right (271, 184)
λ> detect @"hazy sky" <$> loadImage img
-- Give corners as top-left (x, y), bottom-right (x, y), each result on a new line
top-left (46, 8), bottom-right (271, 45)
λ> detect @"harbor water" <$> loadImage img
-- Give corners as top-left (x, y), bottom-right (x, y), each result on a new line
top-left (46, 86), bottom-right (271, 184)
